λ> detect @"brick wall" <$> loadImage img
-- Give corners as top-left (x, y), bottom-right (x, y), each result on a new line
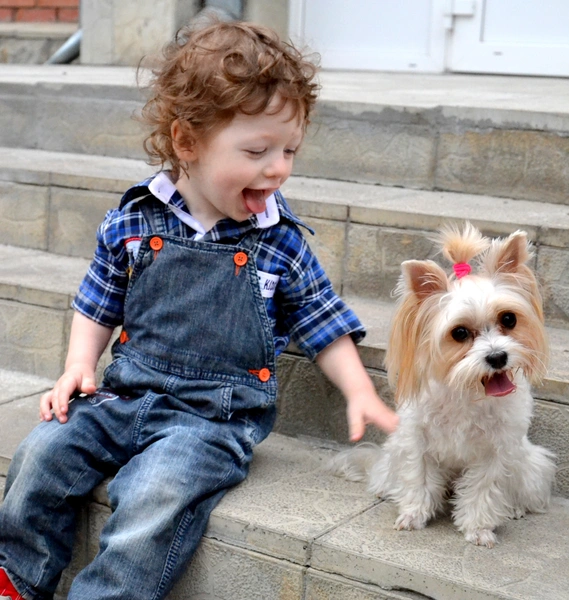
top-left (0, 0), bottom-right (79, 23)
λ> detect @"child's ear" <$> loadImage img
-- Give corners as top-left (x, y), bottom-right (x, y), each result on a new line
top-left (171, 120), bottom-right (197, 163)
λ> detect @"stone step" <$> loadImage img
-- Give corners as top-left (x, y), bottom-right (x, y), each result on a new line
top-left (0, 373), bottom-right (568, 600)
top-left (2, 147), bottom-right (569, 329)
top-left (0, 244), bottom-right (567, 498)
top-left (0, 23), bottom-right (77, 65)
top-left (1, 65), bottom-right (569, 203)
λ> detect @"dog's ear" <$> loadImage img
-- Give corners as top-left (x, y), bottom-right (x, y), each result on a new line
top-left (388, 260), bottom-right (448, 403)
top-left (489, 231), bottom-right (530, 274)
top-left (401, 260), bottom-right (449, 300)
top-left (485, 230), bottom-right (545, 324)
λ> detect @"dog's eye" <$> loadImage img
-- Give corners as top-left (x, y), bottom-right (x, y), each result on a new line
top-left (451, 326), bottom-right (470, 342)
top-left (500, 312), bottom-right (517, 329)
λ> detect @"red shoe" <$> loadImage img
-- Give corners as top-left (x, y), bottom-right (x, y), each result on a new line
top-left (0, 568), bottom-right (25, 600)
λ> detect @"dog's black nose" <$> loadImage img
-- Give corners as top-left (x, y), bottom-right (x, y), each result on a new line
top-left (486, 351), bottom-right (508, 369)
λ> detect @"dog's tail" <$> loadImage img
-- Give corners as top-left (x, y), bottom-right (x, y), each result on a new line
top-left (327, 443), bottom-right (382, 482)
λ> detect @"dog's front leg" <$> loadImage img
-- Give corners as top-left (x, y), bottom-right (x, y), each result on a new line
top-left (370, 432), bottom-right (447, 531)
top-left (452, 457), bottom-right (513, 548)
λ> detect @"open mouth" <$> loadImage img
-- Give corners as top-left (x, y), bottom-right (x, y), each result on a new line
top-left (481, 371), bottom-right (517, 397)
top-left (243, 188), bottom-right (271, 215)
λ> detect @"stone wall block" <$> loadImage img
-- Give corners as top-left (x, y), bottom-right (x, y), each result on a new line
top-left (0, 36), bottom-right (66, 63)
top-left (0, 91), bottom-right (37, 149)
top-left (80, 0), bottom-right (113, 64)
top-left (530, 399), bottom-right (569, 498)
top-left (305, 569), bottom-right (418, 600)
top-left (0, 181), bottom-right (48, 250)
top-left (37, 96), bottom-right (146, 159)
top-left (436, 129), bottom-right (569, 205)
top-left (536, 245), bottom-right (569, 327)
top-left (49, 187), bottom-right (119, 258)
top-left (302, 216), bottom-right (346, 293)
top-left (275, 354), bottom-right (392, 446)
top-left (0, 300), bottom-right (67, 379)
top-left (343, 225), bottom-right (437, 299)
top-left (175, 539), bottom-right (304, 600)
top-left (81, 0), bottom-right (200, 66)
top-left (294, 105), bottom-right (436, 190)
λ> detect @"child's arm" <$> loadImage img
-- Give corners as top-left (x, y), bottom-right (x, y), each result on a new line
top-left (40, 312), bottom-right (114, 424)
top-left (316, 334), bottom-right (399, 441)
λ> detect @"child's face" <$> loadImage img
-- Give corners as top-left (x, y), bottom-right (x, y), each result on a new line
top-left (174, 98), bottom-right (304, 229)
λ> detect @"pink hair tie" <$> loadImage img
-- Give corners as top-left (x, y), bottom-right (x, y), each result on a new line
top-left (453, 262), bottom-right (471, 279)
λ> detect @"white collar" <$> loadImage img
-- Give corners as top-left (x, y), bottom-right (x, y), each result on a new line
top-left (148, 172), bottom-right (280, 239)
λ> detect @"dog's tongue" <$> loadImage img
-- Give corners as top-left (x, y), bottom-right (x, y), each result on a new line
top-left (243, 188), bottom-right (267, 214)
top-left (484, 372), bottom-right (516, 397)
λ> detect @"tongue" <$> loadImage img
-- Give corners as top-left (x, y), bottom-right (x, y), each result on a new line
top-left (243, 188), bottom-right (267, 214)
top-left (484, 372), bottom-right (516, 397)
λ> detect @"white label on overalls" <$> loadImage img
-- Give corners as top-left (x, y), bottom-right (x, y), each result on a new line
top-left (258, 270), bottom-right (280, 298)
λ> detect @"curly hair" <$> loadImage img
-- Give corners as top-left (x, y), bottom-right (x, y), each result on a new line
top-left (139, 20), bottom-right (319, 179)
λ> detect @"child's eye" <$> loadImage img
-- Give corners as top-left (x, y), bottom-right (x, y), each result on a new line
top-left (285, 148), bottom-right (297, 156)
top-left (246, 149), bottom-right (266, 156)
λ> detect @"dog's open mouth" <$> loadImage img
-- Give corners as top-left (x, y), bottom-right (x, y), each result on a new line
top-left (482, 371), bottom-right (517, 397)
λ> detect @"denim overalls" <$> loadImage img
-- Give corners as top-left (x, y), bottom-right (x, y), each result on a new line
top-left (0, 199), bottom-right (278, 600)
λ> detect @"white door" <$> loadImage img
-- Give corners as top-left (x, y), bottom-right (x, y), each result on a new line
top-left (290, 0), bottom-right (569, 77)
top-left (449, 0), bottom-right (569, 76)
top-left (289, 0), bottom-right (447, 73)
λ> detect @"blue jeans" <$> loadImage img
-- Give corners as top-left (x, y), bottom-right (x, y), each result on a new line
top-left (0, 380), bottom-right (275, 600)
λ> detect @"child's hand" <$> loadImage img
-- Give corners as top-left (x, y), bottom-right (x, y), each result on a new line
top-left (40, 312), bottom-right (113, 424)
top-left (315, 335), bottom-right (399, 441)
top-left (346, 390), bottom-right (399, 441)
top-left (40, 366), bottom-right (97, 424)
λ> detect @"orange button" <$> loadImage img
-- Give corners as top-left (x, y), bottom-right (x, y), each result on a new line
top-left (119, 330), bottom-right (129, 344)
top-left (234, 252), bottom-right (248, 267)
top-left (150, 236), bottom-right (163, 251)
top-left (258, 368), bottom-right (271, 382)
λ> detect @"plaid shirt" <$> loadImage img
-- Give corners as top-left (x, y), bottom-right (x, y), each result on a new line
top-left (73, 173), bottom-right (365, 360)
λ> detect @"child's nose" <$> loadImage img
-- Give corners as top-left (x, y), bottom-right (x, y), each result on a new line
top-left (263, 154), bottom-right (291, 181)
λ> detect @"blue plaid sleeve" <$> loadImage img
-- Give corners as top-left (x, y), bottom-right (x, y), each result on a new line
top-left (72, 207), bottom-right (139, 327)
top-left (267, 225), bottom-right (365, 361)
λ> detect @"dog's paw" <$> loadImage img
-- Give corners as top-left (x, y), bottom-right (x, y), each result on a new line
top-left (394, 513), bottom-right (428, 531)
top-left (512, 508), bottom-right (526, 520)
top-left (464, 528), bottom-right (497, 548)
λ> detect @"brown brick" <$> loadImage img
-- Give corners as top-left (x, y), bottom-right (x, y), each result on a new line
top-left (38, 0), bottom-right (79, 7)
top-left (57, 7), bottom-right (78, 21)
top-left (0, 0), bottom-right (35, 7)
top-left (0, 7), bottom-right (13, 20)
top-left (15, 7), bottom-right (56, 21)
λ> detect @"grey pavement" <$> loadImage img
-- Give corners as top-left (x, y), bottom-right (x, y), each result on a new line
top-left (1, 370), bottom-right (568, 600)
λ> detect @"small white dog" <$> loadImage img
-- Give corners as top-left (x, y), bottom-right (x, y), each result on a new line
top-left (332, 224), bottom-right (556, 548)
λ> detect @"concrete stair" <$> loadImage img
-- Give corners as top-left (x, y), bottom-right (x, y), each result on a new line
top-left (2, 64), bottom-right (569, 599)
top-left (0, 23), bottom-right (77, 64)
top-left (2, 66), bottom-right (569, 203)
top-left (2, 372), bottom-right (568, 600)
top-left (1, 373), bottom-right (569, 600)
